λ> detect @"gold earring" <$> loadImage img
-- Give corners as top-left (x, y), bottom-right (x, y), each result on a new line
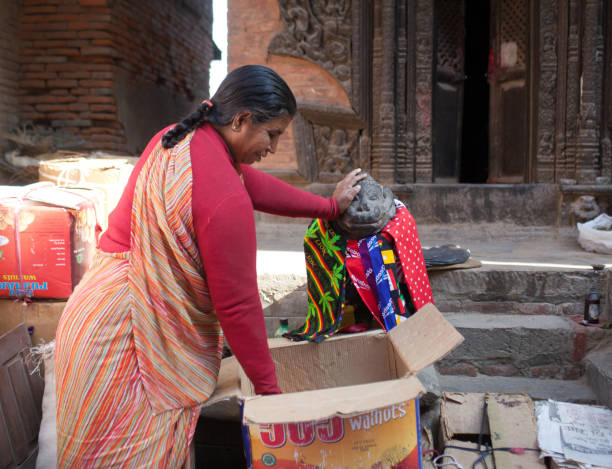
top-left (232, 125), bottom-right (239, 131)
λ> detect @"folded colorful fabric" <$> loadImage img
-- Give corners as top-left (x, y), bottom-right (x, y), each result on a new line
top-left (286, 202), bottom-right (433, 342)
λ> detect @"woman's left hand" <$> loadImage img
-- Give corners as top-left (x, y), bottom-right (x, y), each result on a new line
top-left (332, 168), bottom-right (367, 213)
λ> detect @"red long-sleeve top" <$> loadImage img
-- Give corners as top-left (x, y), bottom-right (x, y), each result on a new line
top-left (99, 123), bottom-right (339, 395)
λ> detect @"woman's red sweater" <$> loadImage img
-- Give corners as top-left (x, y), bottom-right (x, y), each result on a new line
top-left (98, 124), bottom-right (339, 394)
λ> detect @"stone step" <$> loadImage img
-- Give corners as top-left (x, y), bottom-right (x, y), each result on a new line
top-left (255, 222), bottom-right (611, 318)
top-left (585, 346), bottom-right (612, 408)
top-left (437, 313), bottom-right (608, 380)
top-left (437, 373), bottom-right (597, 404)
top-left (430, 268), bottom-right (606, 316)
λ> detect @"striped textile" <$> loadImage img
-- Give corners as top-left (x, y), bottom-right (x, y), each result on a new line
top-left (286, 219), bottom-right (347, 342)
top-left (55, 132), bottom-right (219, 467)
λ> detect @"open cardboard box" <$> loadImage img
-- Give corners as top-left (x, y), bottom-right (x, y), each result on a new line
top-left (202, 303), bottom-right (464, 469)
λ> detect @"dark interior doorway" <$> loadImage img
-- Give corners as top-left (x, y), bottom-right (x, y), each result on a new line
top-left (460, 0), bottom-right (490, 183)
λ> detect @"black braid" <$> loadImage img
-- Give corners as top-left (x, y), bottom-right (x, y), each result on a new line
top-left (161, 100), bottom-right (213, 149)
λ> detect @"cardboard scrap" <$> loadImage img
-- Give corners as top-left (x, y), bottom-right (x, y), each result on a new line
top-left (487, 393), bottom-right (546, 468)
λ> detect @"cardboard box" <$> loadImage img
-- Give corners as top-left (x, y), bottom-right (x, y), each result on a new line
top-left (0, 183), bottom-right (101, 299)
top-left (203, 304), bottom-right (464, 469)
top-left (39, 156), bottom-right (136, 229)
top-left (440, 392), bottom-right (545, 469)
top-left (0, 298), bottom-right (65, 344)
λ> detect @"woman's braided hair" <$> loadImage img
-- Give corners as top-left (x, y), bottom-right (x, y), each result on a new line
top-left (162, 65), bottom-right (297, 149)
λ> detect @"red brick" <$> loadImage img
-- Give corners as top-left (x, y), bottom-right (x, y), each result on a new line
top-left (23, 72), bottom-right (58, 80)
top-left (80, 46), bottom-right (117, 57)
top-left (47, 62), bottom-right (82, 72)
top-left (22, 22), bottom-right (67, 31)
top-left (21, 112), bottom-right (46, 120)
top-left (78, 0), bottom-right (109, 5)
top-left (81, 112), bottom-right (115, 120)
top-left (47, 112), bottom-right (78, 119)
top-left (90, 71), bottom-right (112, 79)
top-left (67, 102), bottom-right (89, 111)
top-left (79, 96), bottom-right (114, 103)
top-left (59, 71), bottom-right (91, 79)
top-left (438, 362), bottom-right (478, 377)
top-left (79, 79), bottom-right (112, 87)
top-left (36, 103), bottom-right (70, 112)
top-left (91, 39), bottom-right (113, 47)
top-left (32, 40), bottom-right (68, 48)
top-left (89, 104), bottom-right (116, 112)
top-left (47, 79), bottom-right (78, 88)
top-left (22, 6), bottom-right (58, 14)
top-left (50, 89), bottom-right (70, 95)
top-left (529, 365), bottom-right (560, 378)
top-left (20, 79), bottom-right (46, 88)
top-left (29, 56), bottom-right (68, 63)
top-left (77, 30), bottom-right (111, 40)
top-left (19, 31), bottom-right (46, 40)
top-left (67, 22), bottom-right (89, 31)
top-left (21, 64), bottom-right (45, 72)
top-left (43, 31), bottom-right (78, 39)
top-left (70, 88), bottom-right (89, 95)
top-left (47, 48), bottom-right (81, 56)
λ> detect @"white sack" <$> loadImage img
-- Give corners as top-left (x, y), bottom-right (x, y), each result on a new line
top-left (577, 213), bottom-right (612, 254)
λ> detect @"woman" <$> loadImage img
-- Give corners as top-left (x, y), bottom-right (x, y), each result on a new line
top-left (55, 64), bottom-right (365, 467)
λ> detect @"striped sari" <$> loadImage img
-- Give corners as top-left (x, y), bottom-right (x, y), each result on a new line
top-left (55, 132), bottom-right (221, 467)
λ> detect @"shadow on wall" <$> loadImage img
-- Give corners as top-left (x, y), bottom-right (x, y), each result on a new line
top-left (115, 70), bottom-right (201, 155)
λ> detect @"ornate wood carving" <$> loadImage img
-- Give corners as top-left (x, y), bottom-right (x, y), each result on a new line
top-left (414, 0), bottom-right (434, 182)
top-left (370, 0), bottom-right (396, 183)
top-left (564, 0), bottom-right (582, 178)
top-left (292, 103), bottom-right (365, 183)
top-left (576, 0), bottom-right (604, 183)
top-left (554, 1), bottom-right (570, 180)
top-left (536, 0), bottom-right (558, 183)
top-left (269, 0), bottom-right (353, 94)
top-left (401, 0), bottom-right (417, 183)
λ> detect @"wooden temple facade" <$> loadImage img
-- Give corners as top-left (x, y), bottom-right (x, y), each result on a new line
top-left (229, 0), bottom-right (612, 186)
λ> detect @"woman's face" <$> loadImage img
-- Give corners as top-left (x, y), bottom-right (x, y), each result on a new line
top-left (229, 113), bottom-right (293, 165)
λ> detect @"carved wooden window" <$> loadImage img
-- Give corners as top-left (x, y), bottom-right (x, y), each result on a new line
top-left (500, 0), bottom-right (527, 67)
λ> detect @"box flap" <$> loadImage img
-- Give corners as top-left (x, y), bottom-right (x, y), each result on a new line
top-left (388, 303), bottom-right (464, 375)
top-left (242, 376), bottom-right (424, 425)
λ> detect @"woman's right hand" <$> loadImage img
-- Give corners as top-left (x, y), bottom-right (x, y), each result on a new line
top-left (332, 168), bottom-right (367, 213)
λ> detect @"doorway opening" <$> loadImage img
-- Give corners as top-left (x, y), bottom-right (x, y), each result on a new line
top-left (460, 0), bottom-right (490, 183)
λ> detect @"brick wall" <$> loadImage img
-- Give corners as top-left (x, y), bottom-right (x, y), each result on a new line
top-left (18, 0), bottom-right (217, 154)
top-left (0, 0), bottom-right (21, 148)
top-left (228, 0), bottom-right (350, 172)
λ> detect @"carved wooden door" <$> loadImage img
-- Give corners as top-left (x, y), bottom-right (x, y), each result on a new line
top-left (488, 0), bottom-right (530, 182)
top-left (433, 0), bottom-right (465, 182)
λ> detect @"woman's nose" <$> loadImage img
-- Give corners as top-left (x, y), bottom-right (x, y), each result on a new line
top-left (268, 136), bottom-right (279, 153)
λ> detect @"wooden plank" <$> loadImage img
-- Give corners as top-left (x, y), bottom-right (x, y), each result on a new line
top-left (0, 409), bottom-right (15, 468)
top-left (0, 324), bottom-right (43, 467)
top-left (487, 393), bottom-right (545, 469)
top-left (8, 358), bottom-right (40, 445)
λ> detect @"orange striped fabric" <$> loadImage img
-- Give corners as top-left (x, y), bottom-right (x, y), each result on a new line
top-left (55, 132), bottom-right (219, 467)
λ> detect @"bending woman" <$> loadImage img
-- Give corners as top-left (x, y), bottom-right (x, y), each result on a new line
top-left (55, 64), bottom-right (364, 468)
